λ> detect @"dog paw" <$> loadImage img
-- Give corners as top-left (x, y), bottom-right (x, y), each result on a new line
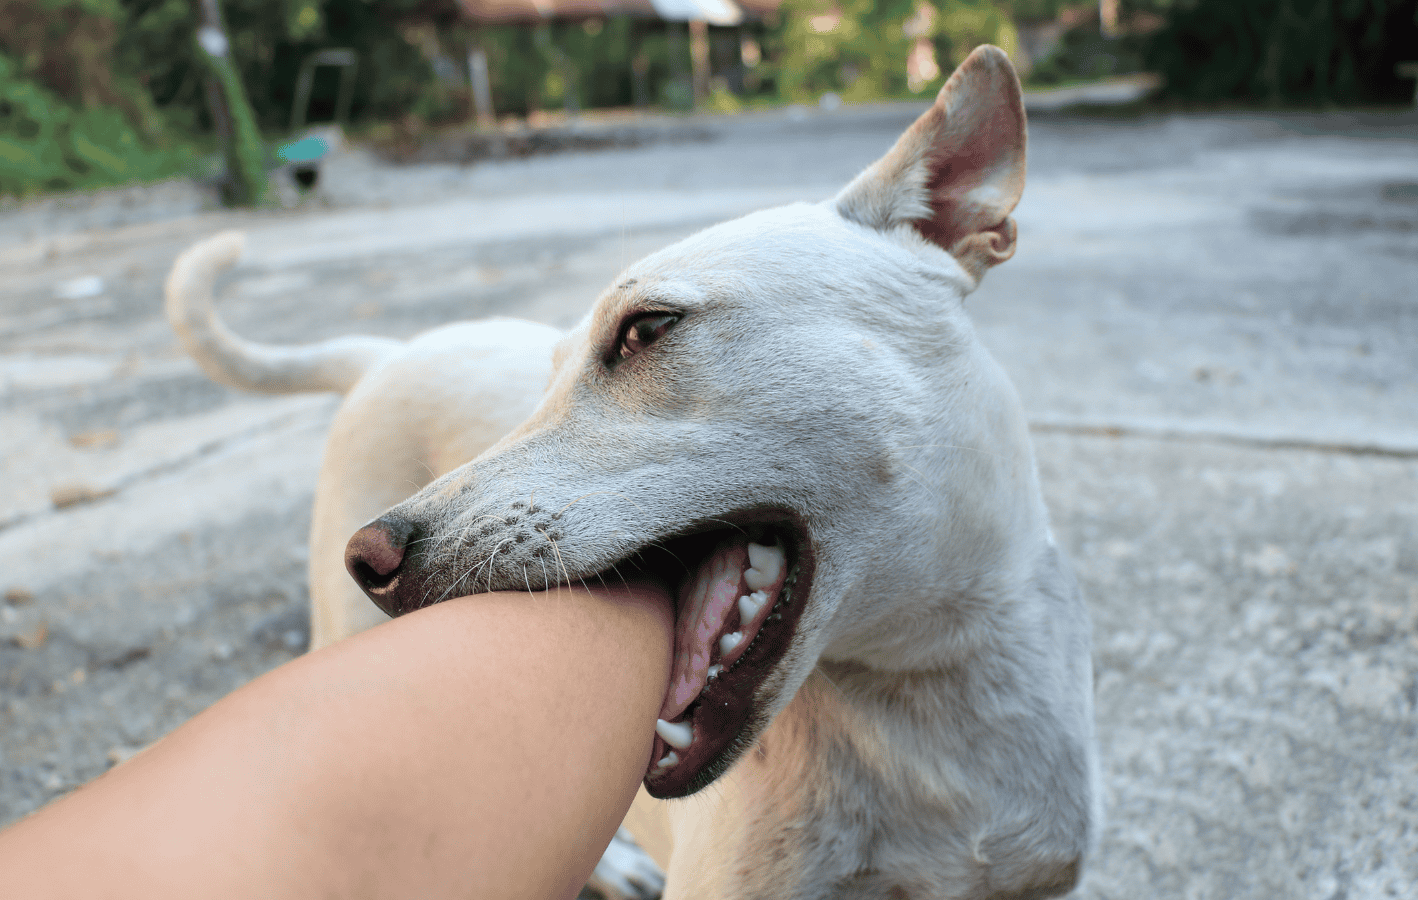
top-left (584, 827), bottom-right (665, 900)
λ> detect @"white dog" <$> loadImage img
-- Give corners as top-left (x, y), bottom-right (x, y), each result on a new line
top-left (167, 46), bottom-right (1099, 900)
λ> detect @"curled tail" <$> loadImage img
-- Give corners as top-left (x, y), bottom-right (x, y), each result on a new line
top-left (164, 230), bottom-right (400, 394)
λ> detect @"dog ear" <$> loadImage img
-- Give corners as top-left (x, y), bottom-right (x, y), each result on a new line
top-left (834, 45), bottom-right (1026, 283)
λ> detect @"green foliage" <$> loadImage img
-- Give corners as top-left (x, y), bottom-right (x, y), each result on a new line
top-left (0, 51), bottom-right (194, 196)
top-left (934, 0), bottom-right (1020, 71)
top-left (119, 0), bottom-right (447, 132)
top-left (1008, 0), bottom-right (1074, 19)
top-left (766, 0), bottom-right (1019, 103)
top-left (0, 0), bottom-right (169, 134)
top-left (1143, 0), bottom-right (1418, 104)
top-left (467, 18), bottom-right (703, 117)
top-left (769, 0), bottom-right (917, 101)
top-left (1026, 22), bottom-right (1149, 85)
top-left (539, 18), bottom-right (635, 111)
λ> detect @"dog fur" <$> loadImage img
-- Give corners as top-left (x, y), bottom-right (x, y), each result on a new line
top-left (166, 46), bottom-right (1099, 900)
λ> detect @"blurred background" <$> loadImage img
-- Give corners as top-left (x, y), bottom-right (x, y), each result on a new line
top-left (2, 2), bottom-right (1418, 898)
top-left (2, 0), bottom-right (1417, 199)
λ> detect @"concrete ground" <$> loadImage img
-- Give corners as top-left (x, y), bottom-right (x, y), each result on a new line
top-left (1, 101), bottom-right (1415, 898)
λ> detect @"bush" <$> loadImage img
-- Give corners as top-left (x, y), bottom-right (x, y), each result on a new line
top-left (1143, 0), bottom-right (1418, 104)
top-left (0, 0), bottom-right (202, 197)
top-left (120, 0), bottom-right (448, 132)
top-left (765, 0), bottom-right (1020, 103)
top-left (0, 51), bottom-right (194, 196)
top-left (0, 0), bottom-right (454, 195)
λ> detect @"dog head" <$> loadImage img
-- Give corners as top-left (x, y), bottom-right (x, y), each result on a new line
top-left (345, 46), bottom-right (1044, 798)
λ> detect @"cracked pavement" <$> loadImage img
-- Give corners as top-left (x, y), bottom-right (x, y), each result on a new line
top-left (1, 103), bottom-right (1416, 897)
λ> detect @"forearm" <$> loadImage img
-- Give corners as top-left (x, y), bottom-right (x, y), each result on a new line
top-left (0, 583), bottom-right (673, 900)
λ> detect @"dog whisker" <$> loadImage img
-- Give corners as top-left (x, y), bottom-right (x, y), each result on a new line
top-left (464, 512), bottom-right (521, 528)
top-left (896, 462), bottom-right (942, 502)
top-left (547, 537), bottom-right (571, 589)
top-left (640, 539), bottom-right (692, 577)
top-left (435, 533), bottom-right (511, 606)
top-left (458, 558), bottom-right (488, 600)
top-left (606, 560), bottom-right (631, 591)
top-left (450, 557), bottom-right (486, 603)
top-left (484, 538), bottom-right (507, 595)
top-left (428, 525), bottom-right (464, 566)
top-left (484, 538), bottom-right (515, 593)
top-left (430, 558), bottom-right (473, 607)
top-left (421, 524), bottom-right (462, 565)
top-left (705, 516), bottom-right (748, 530)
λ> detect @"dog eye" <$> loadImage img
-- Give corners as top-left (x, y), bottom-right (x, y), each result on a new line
top-left (617, 313), bottom-right (679, 360)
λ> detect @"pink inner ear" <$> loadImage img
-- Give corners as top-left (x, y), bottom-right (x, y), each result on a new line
top-left (831, 45), bottom-right (1025, 277)
top-left (914, 110), bottom-right (1022, 253)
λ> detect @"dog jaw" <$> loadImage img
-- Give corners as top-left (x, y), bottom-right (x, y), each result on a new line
top-left (644, 535), bottom-right (804, 797)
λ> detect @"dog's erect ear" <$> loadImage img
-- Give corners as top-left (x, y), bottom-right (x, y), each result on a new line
top-left (834, 45), bottom-right (1026, 282)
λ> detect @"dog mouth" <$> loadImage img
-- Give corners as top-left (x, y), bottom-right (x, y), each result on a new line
top-left (612, 513), bottom-right (813, 798)
top-left (348, 506), bottom-right (814, 798)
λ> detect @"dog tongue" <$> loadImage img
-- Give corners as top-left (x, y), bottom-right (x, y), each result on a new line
top-left (660, 539), bottom-right (748, 722)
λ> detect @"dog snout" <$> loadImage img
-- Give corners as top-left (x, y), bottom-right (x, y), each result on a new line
top-left (345, 515), bottom-right (420, 615)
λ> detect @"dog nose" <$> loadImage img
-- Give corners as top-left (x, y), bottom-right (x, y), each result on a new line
top-left (345, 515), bottom-right (418, 612)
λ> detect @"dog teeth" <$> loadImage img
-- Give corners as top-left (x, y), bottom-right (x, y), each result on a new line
top-left (719, 631), bottom-right (743, 655)
top-left (707, 664), bottom-right (722, 680)
top-left (656, 718), bottom-right (694, 750)
top-left (744, 542), bottom-right (784, 591)
top-left (656, 751), bottom-right (679, 769)
top-left (738, 592), bottom-right (767, 622)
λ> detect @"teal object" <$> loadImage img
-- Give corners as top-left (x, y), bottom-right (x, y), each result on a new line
top-left (276, 136), bottom-right (329, 164)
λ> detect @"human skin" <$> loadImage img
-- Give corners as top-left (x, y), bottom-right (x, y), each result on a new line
top-left (0, 582), bottom-right (673, 900)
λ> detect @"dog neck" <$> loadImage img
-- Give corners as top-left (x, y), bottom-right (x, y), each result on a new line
top-left (816, 327), bottom-right (1055, 676)
top-left (707, 533), bottom-right (1095, 899)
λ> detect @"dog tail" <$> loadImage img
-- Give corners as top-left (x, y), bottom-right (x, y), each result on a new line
top-left (164, 230), bottom-right (400, 395)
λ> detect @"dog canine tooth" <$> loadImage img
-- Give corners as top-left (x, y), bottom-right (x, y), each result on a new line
top-left (656, 718), bottom-right (694, 750)
top-left (719, 631), bottom-right (743, 655)
top-left (743, 542), bottom-right (784, 591)
top-left (656, 751), bottom-right (680, 769)
top-left (707, 664), bottom-right (722, 680)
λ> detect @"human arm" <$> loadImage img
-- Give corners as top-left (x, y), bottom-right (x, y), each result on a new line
top-left (0, 582), bottom-right (672, 900)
